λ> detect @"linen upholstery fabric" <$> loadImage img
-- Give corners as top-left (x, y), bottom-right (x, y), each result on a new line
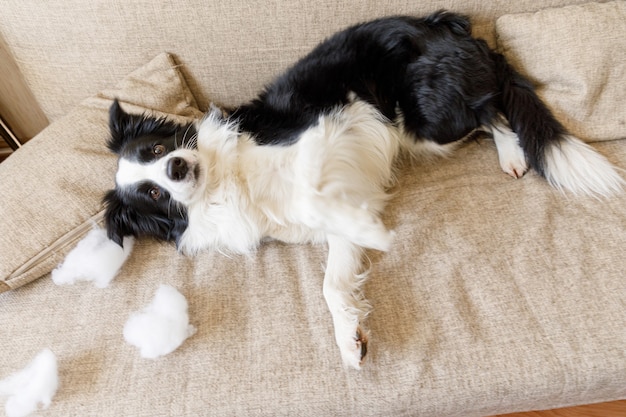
top-left (0, 1), bottom-right (626, 416)
top-left (0, 53), bottom-right (202, 291)
top-left (0, 0), bottom-right (596, 122)
top-left (496, 1), bottom-right (626, 142)
top-left (1, 140), bottom-right (625, 416)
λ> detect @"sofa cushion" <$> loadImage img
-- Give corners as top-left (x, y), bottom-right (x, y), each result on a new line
top-left (496, 1), bottom-right (626, 142)
top-left (0, 53), bottom-right (202, 292)
top-left (1, 138), bottom-right (625, 416)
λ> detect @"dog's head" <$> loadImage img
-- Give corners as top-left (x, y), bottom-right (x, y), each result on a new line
top-left (103, 100), bottom-right (201, 247)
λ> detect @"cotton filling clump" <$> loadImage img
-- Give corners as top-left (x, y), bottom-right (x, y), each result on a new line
top-left (123, 285), bottom-right (196, 359)
top-left (0, 349), bottom-right (59, 417)
top-left (52, 227), bottom-right (134, 288)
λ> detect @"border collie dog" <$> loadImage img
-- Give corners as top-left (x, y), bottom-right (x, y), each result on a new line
top-left (104, 11), bottom-right (623, 369)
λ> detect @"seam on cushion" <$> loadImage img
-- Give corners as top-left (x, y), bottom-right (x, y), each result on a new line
top-left (4, 211), bottom-right (105, 289)
top-left (165, 52), bottom-right (203, 114)
top-left (0, 281), bottom-right (10, 294)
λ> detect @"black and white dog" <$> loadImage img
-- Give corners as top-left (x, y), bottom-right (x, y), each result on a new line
top-left (104, 11), bottom-right (623, 369)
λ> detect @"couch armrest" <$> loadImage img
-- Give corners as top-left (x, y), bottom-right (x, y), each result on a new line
top-left (0, 35), bottom-right (48, 143)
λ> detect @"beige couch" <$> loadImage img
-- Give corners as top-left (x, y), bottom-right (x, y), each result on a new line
top-left (1, 1), bottom-right (625, 416)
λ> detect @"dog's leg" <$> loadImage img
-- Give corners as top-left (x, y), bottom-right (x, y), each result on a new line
top-left (491, 115), bottom-right (529, 179)
top-left (323, 235), bottom-right (371, 370)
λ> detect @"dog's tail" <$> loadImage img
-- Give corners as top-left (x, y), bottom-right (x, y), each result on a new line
top-left (494, 53), bottom-right (624, 197)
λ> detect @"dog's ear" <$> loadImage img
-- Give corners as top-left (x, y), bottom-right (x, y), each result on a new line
top-left (103, 188), bottom-right (189, 247)
top-left (108, 99), bottom-right (154, 154)
top-left (108, 99), bottom-right (186, 154)
top-left (103, 189), bottom-right (133, 247)
top-left (108, 99), bottom-right (137, 154)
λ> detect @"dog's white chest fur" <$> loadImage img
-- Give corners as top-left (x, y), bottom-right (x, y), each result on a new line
top-left (177, 101), bottom-right (401, 256)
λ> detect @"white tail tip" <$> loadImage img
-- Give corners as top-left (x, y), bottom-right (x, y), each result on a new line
top-left (543, 136), bottom-right (624, 198)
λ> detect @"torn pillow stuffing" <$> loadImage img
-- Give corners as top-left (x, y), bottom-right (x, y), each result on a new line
top-left (51, 227), bottom-right (134, 288)
top-left (124, 285), bottom-right (197, 359)
top-left (0, 349), bottom-right (59, 417)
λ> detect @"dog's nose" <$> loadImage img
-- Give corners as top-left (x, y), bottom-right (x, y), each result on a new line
top-left (167, 157), bottom-right (189, 181)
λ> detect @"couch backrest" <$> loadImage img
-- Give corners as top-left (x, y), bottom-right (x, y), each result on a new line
top-left (0, 0), bottom-right (592, 131)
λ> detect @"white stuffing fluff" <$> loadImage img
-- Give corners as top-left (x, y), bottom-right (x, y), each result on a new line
top-left (0, 349), bottom-right (59, 417)
top-left (52, 227), bottom-right (134, 288)
top-left (123, 285), bottom-right (197, 359)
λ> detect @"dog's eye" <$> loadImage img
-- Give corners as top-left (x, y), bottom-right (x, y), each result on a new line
top-left (153, 144), bottom-right (166, 156)
top-left (148, 186), bottom-right (161, 200)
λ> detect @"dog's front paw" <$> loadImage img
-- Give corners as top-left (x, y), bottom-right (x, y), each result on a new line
top-left (337, 326), bottom-right (369, 370)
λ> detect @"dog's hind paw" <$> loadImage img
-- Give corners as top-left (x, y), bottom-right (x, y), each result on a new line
top-left (492, 116), bottom-right (529, 179)
top-left (500, 152), bottom-right (529, 179)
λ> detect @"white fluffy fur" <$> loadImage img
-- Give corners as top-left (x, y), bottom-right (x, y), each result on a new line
top-left (543, 135), bottom-right (625, 198)
top-left (0, 349), bottom-right (59, 417)
top-left (123, 285), bottom-right (197, 359)
top-left (179, 102), bottom-right (400, 253)
top-left (52, 227), bottom-right (134, 288)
